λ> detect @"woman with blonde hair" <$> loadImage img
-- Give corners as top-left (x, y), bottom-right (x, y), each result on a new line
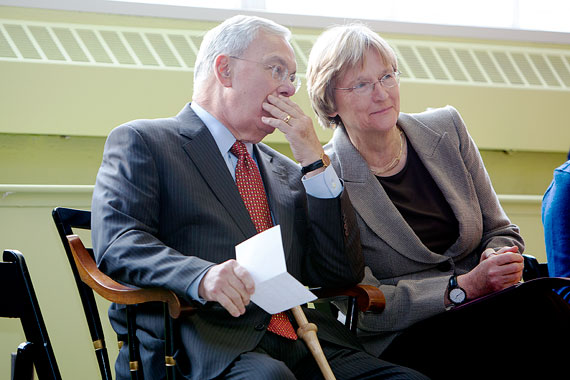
top-left (298, 23), bottom-right (570, 379)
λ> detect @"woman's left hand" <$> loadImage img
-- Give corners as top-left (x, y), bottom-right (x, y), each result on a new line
top-left (459, 245), bottom-right (523, 299)
top-left (480, 245), bottom-right (520, 262)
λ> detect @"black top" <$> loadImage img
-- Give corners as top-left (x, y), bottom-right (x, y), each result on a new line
top-left (377, 138), bottom-right (459, 254)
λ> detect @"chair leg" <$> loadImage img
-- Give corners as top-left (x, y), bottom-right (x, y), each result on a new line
top-left (93, 339), bottom-right (113, 380)
top-left (12, 342), bottom-right (34, 380)
top-left (164, 304), bottom-right (177, 380)
top-left (126, 305), bottom-right (142, 380)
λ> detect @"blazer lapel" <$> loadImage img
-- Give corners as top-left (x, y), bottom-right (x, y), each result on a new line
top-left (331, 126), bottom-right (445, 265)
top-left (398, 113), bottom-right (479, 258)
top-left (177, 105), bottom-right (257, 238)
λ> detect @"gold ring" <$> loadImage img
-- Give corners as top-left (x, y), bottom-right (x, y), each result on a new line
top-left (283, 114), bottom-right (291, 124)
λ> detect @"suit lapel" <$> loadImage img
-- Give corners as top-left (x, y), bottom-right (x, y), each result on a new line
top-left (254, 144), bottom-right (295, 260)
top-left (177, 105), bottom-right (257, 239)
top-left (399, 112), bottom-right (478, 257)
top-left (331, 125), bottom-right (445, 265)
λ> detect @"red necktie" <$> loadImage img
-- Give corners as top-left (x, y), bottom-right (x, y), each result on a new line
top-left (230, 141), bottom-right (298, 340)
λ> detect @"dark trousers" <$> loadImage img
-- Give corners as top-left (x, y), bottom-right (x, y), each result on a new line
top-left (112, 304), bottom-right (430, 380)
top-left (381, 278), bottom-right (570, 380)
top-left (218, 328), bottom-right (429, 380)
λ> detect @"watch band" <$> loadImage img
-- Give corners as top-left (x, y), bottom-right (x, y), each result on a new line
top-left (301, 153), bottom-right (330, 175)
top-left (449, 275), bottom-right (459, 288)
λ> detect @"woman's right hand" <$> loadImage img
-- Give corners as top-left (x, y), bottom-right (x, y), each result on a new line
top-left (457, 246), bottom-right (523, 300)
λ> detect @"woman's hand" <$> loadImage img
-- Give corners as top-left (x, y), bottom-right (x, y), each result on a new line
top-left (457, 246), bottom-right (523, 300)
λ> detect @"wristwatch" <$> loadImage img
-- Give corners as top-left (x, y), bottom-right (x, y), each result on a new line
top-left (301, 152), bottom-right (331, 175)
top-left (448, 275), bottom-right (467, 306)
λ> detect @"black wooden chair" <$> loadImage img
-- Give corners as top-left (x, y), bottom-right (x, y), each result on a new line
top-left (522, 254), bottom-right (570, 300)
top-left (522, 254), bottom-right (549, 281)
top-left (52, 207), bottom-right (385, 379)
top-left (0, 249), bottom-right (62, 380)
top-left (52, 207), bottom-right (195, 380)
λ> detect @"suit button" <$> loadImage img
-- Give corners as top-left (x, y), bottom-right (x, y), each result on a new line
top-left (437, 261), bottom-right (452, 272)
top-left (254, 323), bottom-right (265, 331)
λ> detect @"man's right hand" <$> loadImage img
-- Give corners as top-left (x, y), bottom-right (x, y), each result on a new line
top-left (198, 259), bottom-right (255, 317)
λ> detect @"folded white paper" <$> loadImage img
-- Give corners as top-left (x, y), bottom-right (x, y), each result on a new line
top-left (235, 225), bottom-right (317, 314)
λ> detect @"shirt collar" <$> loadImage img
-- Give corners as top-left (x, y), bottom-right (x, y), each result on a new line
top-left (190, 102), bottom-right (253, 157)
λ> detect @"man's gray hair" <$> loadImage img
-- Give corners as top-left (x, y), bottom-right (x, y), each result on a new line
top-left (193, 15), bottom-right (291, 92)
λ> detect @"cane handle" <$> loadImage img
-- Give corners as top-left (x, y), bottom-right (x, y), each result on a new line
top-left (291, 306), bottom-right (336, 380)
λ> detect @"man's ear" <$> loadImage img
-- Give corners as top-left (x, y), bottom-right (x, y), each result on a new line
top-left (214, 55), bottom-right (232, 87)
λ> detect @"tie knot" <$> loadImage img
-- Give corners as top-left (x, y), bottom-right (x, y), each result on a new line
top-left (230, 141), bottom-right (248, 159)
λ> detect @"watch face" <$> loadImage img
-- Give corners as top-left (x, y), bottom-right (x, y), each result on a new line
top-left (322, 153), bottom-right (331, 167)
top-left (450, 287), bottom-right (466, 304)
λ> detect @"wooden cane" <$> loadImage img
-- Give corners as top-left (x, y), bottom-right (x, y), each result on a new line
top-left (291, 305), bottom-right (336, 380)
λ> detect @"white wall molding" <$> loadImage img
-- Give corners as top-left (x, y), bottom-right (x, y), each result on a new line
top-left (1, 0), bottom-right (569, 45)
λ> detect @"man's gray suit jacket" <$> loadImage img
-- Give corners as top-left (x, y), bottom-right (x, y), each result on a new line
top-left (91, 103), bottom-right (364, 379)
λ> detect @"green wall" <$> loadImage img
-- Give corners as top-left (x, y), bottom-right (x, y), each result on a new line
top-left (0, 133), bottom-right (566, 191)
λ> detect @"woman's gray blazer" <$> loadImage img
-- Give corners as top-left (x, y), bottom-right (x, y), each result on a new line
top-left (324, 105), bottom-right (524, 356)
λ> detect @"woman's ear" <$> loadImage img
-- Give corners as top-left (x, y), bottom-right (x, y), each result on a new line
top-left (214, 55), bottom-right (232, 87)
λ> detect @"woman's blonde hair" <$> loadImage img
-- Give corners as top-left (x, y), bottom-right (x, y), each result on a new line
top-left (306, 23), bottom-right (398, 128)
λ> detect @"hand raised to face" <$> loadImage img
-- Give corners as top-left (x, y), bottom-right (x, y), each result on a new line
top-left (261, 94), bottom-right (325, 171)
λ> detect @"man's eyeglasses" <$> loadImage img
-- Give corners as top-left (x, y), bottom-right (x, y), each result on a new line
top-left (229, 56), bottom-right (302, 93)
top-left (334, 71), bottom-right (401, 96)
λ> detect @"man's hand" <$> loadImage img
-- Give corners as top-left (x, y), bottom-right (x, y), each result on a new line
top-left (198, 259), bottom-right (255, 317)
top-left (261, 94), bottom-right (324, 173)
top-left (458, 246), bottom-right (523, 300)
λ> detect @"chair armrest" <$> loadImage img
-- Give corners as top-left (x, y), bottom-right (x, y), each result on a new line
top-left (312, 284), bottom-right (386, 313)
top-left (522, 254), bottom-right (549, 281)
top-left (66, 235), bottom-right (195, 319)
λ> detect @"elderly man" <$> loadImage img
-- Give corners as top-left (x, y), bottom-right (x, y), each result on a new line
top-left (91, 15), bottom-right (427, 380)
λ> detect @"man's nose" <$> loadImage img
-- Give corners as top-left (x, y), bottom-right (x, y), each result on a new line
top-left (278, 80), bottom-right (296, 97)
